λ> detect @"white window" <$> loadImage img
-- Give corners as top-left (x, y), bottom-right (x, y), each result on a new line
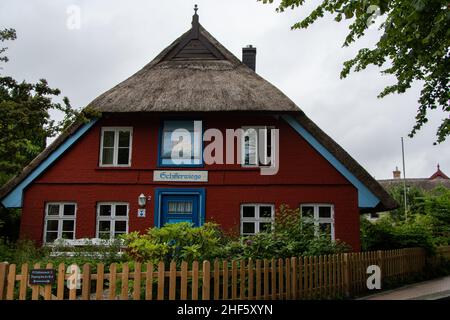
top-left (241, 126), bottom-right (273, 167)
top-left (300, 204), bottom-right (335, 240)
top-left (96, 203), bottom-right (129, 239)
top-left (100, 127), bottom-right (132, 166)
top-left (240, 204), bottom-right (274, 236)
top-left (44, 203), bottom-right (76, 243)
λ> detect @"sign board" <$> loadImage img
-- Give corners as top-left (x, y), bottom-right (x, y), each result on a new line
top-left (137, 208), bottom-right (146, 218)
top-left (153, 170), bottom-right (208, 182)
top-left (29, 269), bottom-right (56, 285)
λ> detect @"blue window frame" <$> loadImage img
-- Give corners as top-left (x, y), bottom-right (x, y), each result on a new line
top-left (154, 188), bottom-right (206, 228)
top-left (158, 120), bottom-right (203, 167)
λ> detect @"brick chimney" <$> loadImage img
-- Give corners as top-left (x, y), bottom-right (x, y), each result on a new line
top-left (242, 45), bottom-right (256, 71)
top-left (393, 167), bottom-right (401, 179)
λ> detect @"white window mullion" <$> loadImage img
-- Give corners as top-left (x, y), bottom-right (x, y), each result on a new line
top-left (111, 205), bottom-right (116, 239)
top-left (113, 131), bottom-right (119, 166)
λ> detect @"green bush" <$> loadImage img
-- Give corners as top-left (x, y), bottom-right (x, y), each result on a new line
top-left (360, 214), bottom-right (436, 253)
top-left (123, 205), bottom-right (350, 264)
top-left (0, 239), bottom-right (48, 265)
top-left (0, 238), bottom-right (125, 267)
top-left (228, 205), bottom-right (350, 259)
top-left (122, 222), bottom-right (225, 264)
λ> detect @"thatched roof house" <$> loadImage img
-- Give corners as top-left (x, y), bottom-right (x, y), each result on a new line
top-left (0, 6), bottom-right (397, 250)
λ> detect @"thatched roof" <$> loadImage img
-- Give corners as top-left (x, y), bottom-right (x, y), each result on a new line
top-left (378, 178), bottom-right (450, 192)
top-left (87, 14), bottom-right (300, 113)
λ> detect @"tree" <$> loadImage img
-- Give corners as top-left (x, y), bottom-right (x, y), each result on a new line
top-left (259, 0), bottom-right (449, 143)
top-left (0, 28), bottom-right (80, 239)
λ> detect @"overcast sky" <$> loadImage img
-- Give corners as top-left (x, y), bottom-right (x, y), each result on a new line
top-left (0, 0), bottom-right (448, 179)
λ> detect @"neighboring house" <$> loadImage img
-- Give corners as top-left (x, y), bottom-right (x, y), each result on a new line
top-left (368, 165), bottom-right (450, 220)
top-left (379, 165), bottom-right (450, 192)
top-left (0, 8), bottom-right (396, 251)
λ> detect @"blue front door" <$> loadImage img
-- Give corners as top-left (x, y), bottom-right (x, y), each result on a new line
top-left (161, 195), bottom-right (200, 226)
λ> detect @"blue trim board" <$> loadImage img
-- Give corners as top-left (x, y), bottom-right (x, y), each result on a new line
top-left (154, 188), bottom-right (206, 227)
top-left (1, 120), bottom-right (98, 208)
top-left (281, 115), bottom-right (380, 209)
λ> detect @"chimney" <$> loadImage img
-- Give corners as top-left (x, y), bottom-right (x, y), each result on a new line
top-left (393, 167), bottom-right (401, 179)
top-left (242, 45), bottom-right (257, 71)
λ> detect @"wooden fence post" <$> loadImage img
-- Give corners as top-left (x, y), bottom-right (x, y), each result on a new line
top-left (133, 262), bottom-right (142, 301)
top-left (6, 263), bottom-right (16, 300)
top-left (0, 262), bottom-right (8, 300)
top-left (96, 263), bottom-right (104, 300)
top-left (377, 250), bottom-right (383, 287)
top-left (157, 261), bottom-right (165, 300)
top-left (81, 264), bottom-right (91, 300)
top-left (343, 253), bottom-right (350, 297)
top-left (57, 263), bottom-right (65, 300)
top-left (44, 263), bottom-right (53, 300)
top-left (18, 263), bottom-right (28, 300)
top-left (192, 261), bottom-right (199, 300)
top-left (180, 261), bottom-right (188, 300)
top-left (202, 261), bottom-right (210, 300)
top-left (169, 261), bottom-right (177, 300)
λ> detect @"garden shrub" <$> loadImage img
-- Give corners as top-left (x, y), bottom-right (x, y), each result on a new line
top-left (122, 222), bottom-right (225, 264)
top-left (0, 238), bottom-right (125, 267)
top-left (360, 214), bottom-right (436, 254)
top-left (123, 205), bottom-right (350, 264)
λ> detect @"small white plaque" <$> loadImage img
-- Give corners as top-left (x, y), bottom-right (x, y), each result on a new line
top-left (137, 209), bottom-right (146, 218)
top-left (153, 170), bottom-right (208, 182)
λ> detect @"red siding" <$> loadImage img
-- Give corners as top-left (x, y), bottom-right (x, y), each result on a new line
top-left (20, 113), bottom-right (361, 250)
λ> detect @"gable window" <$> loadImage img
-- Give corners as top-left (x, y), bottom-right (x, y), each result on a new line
top-left (241, 126), bottom-right (273, 167)
top-left (300, 204), bottom-right (335, 240)
top-left (96, 203), bottom-right (129, 239)
top-left (240, 204), bottom-right (274, 236)
top-left (100, 127), bottom-right (132, 166)
top-left (160, 120), bottom-right (202, 166)
top-left (44, 203), bottom-right (76, 243)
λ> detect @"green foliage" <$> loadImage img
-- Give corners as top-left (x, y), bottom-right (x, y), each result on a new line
top-left (0, 28), bottom-right (90, 238)
top-left (0, 28), bottom-right (16, 63)
top-left (362, 184), bottom-right (450, 252)
top-left (361, 214), bottom-right (436, 253)
top-left (123, 206), bottom-right (350, 264)
top-left (122, 222), bottom-right (225, 264)
top-left (259, 0), bottom-right (450, 143)
top-left (226, 205), bottom-right (350, 259)
top-left (0, 239), bottom-right (49, 265)
top-left (0, 238), bottom-right (125, 267)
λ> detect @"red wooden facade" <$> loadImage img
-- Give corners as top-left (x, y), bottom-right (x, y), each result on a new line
top-left (19, 113), bottom-right (361, 250)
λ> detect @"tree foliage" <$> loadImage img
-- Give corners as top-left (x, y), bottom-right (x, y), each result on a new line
top-left (362, 185), bottom-right (450, 251)
top-left (259, 0), bottom-right (449, 143)
top-left (0, 28), bottom-right (85, 239)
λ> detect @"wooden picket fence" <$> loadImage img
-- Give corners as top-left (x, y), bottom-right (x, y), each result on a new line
top-left (0, 246), bottom-right (448, 300)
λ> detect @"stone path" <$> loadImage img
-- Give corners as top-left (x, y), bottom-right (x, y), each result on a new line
top-left (360, 275), bottom-right (450, 300)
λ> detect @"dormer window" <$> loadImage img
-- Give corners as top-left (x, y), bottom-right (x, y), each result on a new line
top-left (100, 127), bottom-right (132, 167)
top-left (159, 120), bottom-right (203, 167)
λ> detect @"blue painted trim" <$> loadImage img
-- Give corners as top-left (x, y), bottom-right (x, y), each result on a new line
top-left (157, 119), bottom-right (205, 168)
top-left (154, 188), bottom-right (206, 227)
top-left (1, 120), bottom-right (98, 208)
top-left (281, 115), bottom-right (379, 209)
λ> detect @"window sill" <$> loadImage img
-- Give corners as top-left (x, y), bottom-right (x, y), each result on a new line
top-left (96, 166), bottom-right (134, 170)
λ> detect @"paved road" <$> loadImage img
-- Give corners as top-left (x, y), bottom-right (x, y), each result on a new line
top-left (360, 275), bottom-right (450, 300)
